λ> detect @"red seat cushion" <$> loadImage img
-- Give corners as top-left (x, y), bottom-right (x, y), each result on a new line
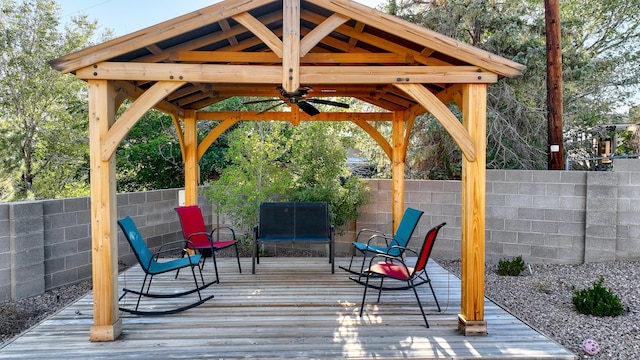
top-left (369, 262), bottom-right (412, 281)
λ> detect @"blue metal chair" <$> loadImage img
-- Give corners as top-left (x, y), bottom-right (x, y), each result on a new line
top-left (340, 207), bottom-right (424, 281)
top-left (359, 222), bottom-right (446, 328)
top-left (117, 216), bottom-right (215, 315)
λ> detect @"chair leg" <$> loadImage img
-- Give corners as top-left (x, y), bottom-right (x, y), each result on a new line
top-left (190, 265), bottom-right (203, 301)
top-left (234, 243), bottom-right (242, 273)
top-left (409, 279), bottom-right (429, 328)
top-left (426, 273), bottom-right (441, 312)
top-left (136, 273), bottom-right (150, 311)
top-left (210, 248), bottom-right (220, 283)
top-left (376, 277), bottom-right (384, 302)
top-left (359, 273), bottom-right (371, 317)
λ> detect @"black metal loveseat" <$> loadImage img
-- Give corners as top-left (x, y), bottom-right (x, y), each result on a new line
top-left (253, 202), bottom-right (335, 274)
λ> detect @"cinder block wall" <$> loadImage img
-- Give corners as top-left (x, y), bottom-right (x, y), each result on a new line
top-left (2, 159), bottom-right (640, 301)
top-left (0, 189), bottom-right (211, 301)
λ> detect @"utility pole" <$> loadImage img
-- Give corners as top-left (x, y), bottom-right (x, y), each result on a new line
top-left (545, 0), bottom-right (564, 169)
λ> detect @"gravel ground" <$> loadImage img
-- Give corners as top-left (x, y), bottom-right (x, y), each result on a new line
top-left (437, 259), bottom-right (640, 359)
top-left (2, 260), bottom-right (638, 359)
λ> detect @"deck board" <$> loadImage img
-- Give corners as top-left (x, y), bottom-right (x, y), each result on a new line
top-left (0, 258), bottom-right (576, 359)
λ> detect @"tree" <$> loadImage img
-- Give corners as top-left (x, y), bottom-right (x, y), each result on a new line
top-left (0, 0), bottom-right (98, 200)
top-left (203, 121), bottom-right (370, 233)
top-left (115, 108), bottom-right (229, 192)
top-left (378, 0), bottom-right (640, 175)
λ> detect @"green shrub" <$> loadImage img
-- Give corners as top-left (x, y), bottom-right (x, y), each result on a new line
top-left (572, 276), bottom-right (623, 317)
top-left (497, 255), bottom-right (526, 276)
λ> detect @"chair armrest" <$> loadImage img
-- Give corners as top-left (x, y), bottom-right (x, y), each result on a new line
top-left (355, 228), bottom-right (387, 241)
top-left (186, 232), bottom-right (212, 242)
top-left (211, 226), bottom-right (236, 240)
top-left (364, 233), bottom-right (393, 247)
top-left (151, 240), bottom-right (199, 265)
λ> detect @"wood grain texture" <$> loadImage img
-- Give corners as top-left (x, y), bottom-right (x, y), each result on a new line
top-left (0, 258), bottom-right (575, 359)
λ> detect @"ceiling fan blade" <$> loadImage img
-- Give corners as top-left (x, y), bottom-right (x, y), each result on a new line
top-left (257, 102), bottom-right (286, 114)
top-left (297, 101), bottom-right (320, 116)
top-left (307, 98), bottom-right (350, 108)
top-left (243, 98), bottom-right (281, 105)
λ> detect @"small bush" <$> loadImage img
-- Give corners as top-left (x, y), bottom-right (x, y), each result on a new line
top-left (497, 255), bottom-right (526, 276)
top-left (572, 276), bottom-right (623, 317)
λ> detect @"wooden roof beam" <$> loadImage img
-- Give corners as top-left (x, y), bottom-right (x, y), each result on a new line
top-left (300, 13), bottom-right (349, 56)
top-left (77, 62), bottom-right (497, 84)
top-left (219, 19), bottom-right (239, 46)
top-left (282, 0), bottom-right (300, 92)
top-left (232, 12), bottom-right (283, 57)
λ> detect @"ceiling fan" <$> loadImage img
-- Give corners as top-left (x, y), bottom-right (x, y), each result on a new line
top-left (243, 86), bottom-right (349, 116)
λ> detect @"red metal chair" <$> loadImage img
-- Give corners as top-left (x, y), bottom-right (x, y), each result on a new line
top-left (359, 222), bottom-right (446, 328)
top-left (175, 205), bottom-right (241, 283)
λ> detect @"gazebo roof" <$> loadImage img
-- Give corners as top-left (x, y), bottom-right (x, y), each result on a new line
top-left (50, 0), bottom-right (524, 115)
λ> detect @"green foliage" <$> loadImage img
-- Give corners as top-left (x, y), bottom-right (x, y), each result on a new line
top-left (115, 108), bottom-right (229, 192)
top-left (572, 276), bottom-right (624, 317)
top-left (378, 0), bottom-right (640, 175)
top-left (497, 255), bottom-right (526, 276)
top-left (203, 121), bottom-right (370, 233)
top-left (0, 0), bottom-right (98, 200)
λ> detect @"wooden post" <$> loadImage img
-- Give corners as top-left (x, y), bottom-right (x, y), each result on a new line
top-left (183, 109), bottom-right (199, 206)
top-left (545, 0), bottom-right (564, 169)
top-left (391, 111), bottom-right (406, 231)
top-left (88, 80), bottom-right (122, 341)
top-left (458, 83), bottom-right (488, 336)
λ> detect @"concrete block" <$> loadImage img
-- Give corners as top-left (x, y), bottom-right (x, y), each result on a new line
top-left (128, 192), bottom-right (147, 204)
top-left (12, 233), bottom-right (44, 252)
top-left (491, 182), bottom-right (518, 194)
top-left (585, 224), bottom-right (617, 239)
top-left (517, 232), bottom-right (545, 245)
top-left (486, 218), bottom-right (505, 231)
top-left (530, 245), bottom-right (559, 259)
top-left (42, 200), bottom-right (64, 215)
top-left (560, 170), bottom-right (586, 184)
top-left (543, 209), bottom-right (575, 222)
top-left (419, 180), bottom-right (443, 192)
top-left (489, 230), bottom-right (517, 244)
top-left (487, 206), bottom-right (518, 220)
top-left (546, 183), bottom-right (577, 197)
top-left (503, 243), bottom-right (531, 256)
top-left (558, 222), bottom-right (584, 237)
top-left (45, 257), bottom-right (65, 274)
top-left (586, 210), bottom-right (616, 226)
top-left (44, 228), bottom-right (65, 245)
top-left (64, 197), bottom-right (89, 212)
top-left (12, 218), bottom-right (44, 236)
top-left (47, 212), bottom-right (77, 230)
top-left (146, 190), bottom-right (162, 202)
top-left (618, 185), bottom-right (640, 199)
top-left (531, 220), bottom-right (559, 234)
top-left (532, 170), bottom-right (561, 183)
top-left (65, 252), bottom-right (90, 269)
top-left (161, 189), bottom-right (178, 201)
top-left (505, 219), bottom-right (531, 232)
top-left (518, 208), bottom-right (545, 220)
top-left (486, 194), bottom-right (505, 206)
top-left (65, 224), bottom-right (89, 241)
top-left (505, 194), bottom-right (532, 207)
top-left (558, 196), bottom-right (586, 210)
top-left (486, 170), bottom-right (506, 182)
top-left (10, 202), bottom-right (43, 218)
top-left (504, 170), bottom-right (532, 182)
top-left (532, 195), bottom-right (560, 209)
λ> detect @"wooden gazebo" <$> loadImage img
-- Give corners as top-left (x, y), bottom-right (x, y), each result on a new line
top-left (50, 0), bottom-right (524, 342)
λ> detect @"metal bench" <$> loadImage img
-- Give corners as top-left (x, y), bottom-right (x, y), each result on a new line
top-left (253, 202), bottom-right (335, 274)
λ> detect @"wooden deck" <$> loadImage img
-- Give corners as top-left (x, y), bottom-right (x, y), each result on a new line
top-left (0, 257), bottom-right (576, 359)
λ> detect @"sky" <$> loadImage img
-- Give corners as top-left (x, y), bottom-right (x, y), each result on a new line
top-left (57, 0), bottom-right (386, 36)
